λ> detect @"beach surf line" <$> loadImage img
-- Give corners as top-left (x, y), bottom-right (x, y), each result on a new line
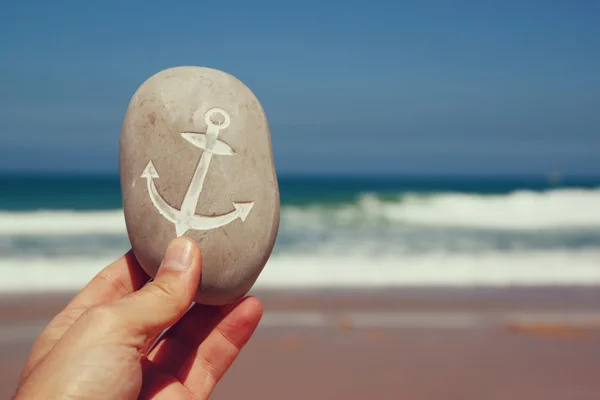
top-left (259, 310), bottom-right (600, 330)
top-left (5, 311), bottom-right (600, 345)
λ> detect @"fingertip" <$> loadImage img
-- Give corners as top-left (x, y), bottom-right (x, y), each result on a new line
top-left (232, 296), bottom-right (264, 327)
top-left (180, 236), bottom-right (202, 271)
top-left (218, 295), bottom-right (262, 316)
top-left (177, 235), bottom-right (202, 256)
top-left (243, 296), bottom-right (264, 316)
top-left (159, 237), bottom-right (196, 271)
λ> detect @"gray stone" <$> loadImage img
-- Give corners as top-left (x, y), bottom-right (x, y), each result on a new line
top-left (119, 66), bottom-right (280, 305)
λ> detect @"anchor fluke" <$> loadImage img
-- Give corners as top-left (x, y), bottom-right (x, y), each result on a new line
top-left (141, 161), bottom-right (159, 179)
top-left (173, 202), bottom-right (254, 237)
top-left (234, 202), bottom-right (254, 222)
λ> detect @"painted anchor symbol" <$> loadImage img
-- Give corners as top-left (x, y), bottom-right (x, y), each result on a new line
top-left (141, 107), bottom-right (254, 237)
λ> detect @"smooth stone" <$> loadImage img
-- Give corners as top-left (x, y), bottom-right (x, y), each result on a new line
top-left (119, 66), bottom-right (280, 305)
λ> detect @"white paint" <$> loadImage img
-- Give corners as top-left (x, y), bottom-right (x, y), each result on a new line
top-left (181, 133), bottom-right (236, 155)
top-left (142, 161), bottom-right (180, 225)
top-left (141, 107), bottom-right (255, 237)
top-left (184, 201), bottom-right (254, 231)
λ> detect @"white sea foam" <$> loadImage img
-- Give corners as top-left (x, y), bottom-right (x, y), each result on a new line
top-left (0, 210), bottom-right (127, 236)
top-left (0, 250), bottom-right (599, 292)
top-left (1, 188), bottom-right (600, 236)
top-left (283, 188), bottom-right (600, 230)
top-left (1, 187), bottom-right (599, 291)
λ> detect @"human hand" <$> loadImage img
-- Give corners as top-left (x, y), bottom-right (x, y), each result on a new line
top-left (13, 237), bottom-right (263, 399)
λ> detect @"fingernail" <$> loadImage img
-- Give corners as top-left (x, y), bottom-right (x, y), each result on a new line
top-left (162, 238), bottom-right (194, 270)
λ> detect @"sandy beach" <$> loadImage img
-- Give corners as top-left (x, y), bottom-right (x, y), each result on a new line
top-left (2, 287), bottom-right (600, 399)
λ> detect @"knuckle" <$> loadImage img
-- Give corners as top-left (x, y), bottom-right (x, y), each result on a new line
top-left (97, 270), bottom-right (130, 297)
top-left (145, 280), bottom-right (185, 312)
top-left (216, 326), bottom-right (243, 353)
top-left (83, 304), bottom-right (121, 327)
top-left (194, 352), bottom-right (220, 386)
top-left (148, 279), bottom-right (177, 300)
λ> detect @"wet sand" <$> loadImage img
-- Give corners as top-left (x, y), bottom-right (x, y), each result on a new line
top-left (2, 287), bottom-right (600, 399)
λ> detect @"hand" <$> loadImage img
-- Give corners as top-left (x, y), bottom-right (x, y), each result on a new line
top-left (13, 237), bottom-right (263, 399)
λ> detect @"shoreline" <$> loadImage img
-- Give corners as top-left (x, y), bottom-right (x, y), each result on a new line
top-left (3, 284), bottom-right (600, 315)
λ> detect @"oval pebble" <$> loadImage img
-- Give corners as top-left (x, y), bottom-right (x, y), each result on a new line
top-left (119, 66), bottom-right (280, 305)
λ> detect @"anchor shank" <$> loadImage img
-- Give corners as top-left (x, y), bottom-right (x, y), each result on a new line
top-left (179, 126), bottom-right (220, 219)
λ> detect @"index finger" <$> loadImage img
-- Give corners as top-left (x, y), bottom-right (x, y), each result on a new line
top-left (67, 249), bottom-right (151, 310)
top-left (20, 249), bottom-right (150, 381)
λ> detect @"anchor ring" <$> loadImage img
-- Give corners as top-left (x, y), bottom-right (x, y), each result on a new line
top-left (205, 107), bottom-right (231, 129)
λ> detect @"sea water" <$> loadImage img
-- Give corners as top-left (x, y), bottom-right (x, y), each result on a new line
top-left (1, 174), bottom-right (599, 292)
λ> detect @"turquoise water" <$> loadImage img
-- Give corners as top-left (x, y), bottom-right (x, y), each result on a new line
top-left (1, 173), bottom-right (598, 210)
top-left (1, 173), bottom-right (600, 291)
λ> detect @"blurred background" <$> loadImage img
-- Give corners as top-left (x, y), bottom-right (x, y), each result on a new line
top-left (1, 2), bottom-right (600, 398)
top-left (0, 0), bottom-right (598, 291)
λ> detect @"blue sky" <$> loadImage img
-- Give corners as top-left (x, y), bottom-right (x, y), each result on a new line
top-left (0, 0), bottom-right (598, 175)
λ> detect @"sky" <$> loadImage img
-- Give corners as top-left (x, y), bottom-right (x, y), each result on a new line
top-left (0, 0), bottom-right (599, 176)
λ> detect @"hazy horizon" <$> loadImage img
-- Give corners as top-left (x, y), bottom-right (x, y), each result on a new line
top-left (1, 169), bottom-right (600, 179)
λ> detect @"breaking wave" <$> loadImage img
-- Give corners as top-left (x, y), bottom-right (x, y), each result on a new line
top-left (1, 187), bottom-right (599, 291)
top-left (1, 187), bottom-right (599, 236)
top-left (1, 250), bottom-right (600, 292)
top-left (282, 188), bottom-right (600, 230)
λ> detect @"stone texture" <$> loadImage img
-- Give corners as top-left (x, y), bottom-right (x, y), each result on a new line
top-left (119, 66), bottom-right (280, 305)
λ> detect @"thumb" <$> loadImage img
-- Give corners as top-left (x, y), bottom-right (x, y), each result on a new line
top-left (112, 237), bottom-right (202, 339)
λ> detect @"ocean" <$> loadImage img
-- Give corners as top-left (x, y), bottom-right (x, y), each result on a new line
top-left (1, 174), bottom-right (600, 292)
